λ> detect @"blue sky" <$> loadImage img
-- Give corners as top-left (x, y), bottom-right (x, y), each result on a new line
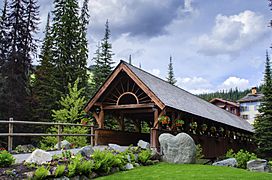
top-left (1, 0), bottom-right (271, 94)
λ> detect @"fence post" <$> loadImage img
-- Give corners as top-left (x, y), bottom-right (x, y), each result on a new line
top-left (8, 118), bottom-right (13, 152)
top-left (57, 124), bottom-right (62, 150)
top-left (91, 126), bottom-right (94, 146)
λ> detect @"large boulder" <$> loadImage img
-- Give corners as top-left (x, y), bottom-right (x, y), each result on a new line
top-left (25, 149), bottom-right (52, 165)
top-left (247, 159), bottom-right (270, 172)
top-left (137, 140), bottom-right (150, 149)
top-left (78, 145), bottom-right (94, 157)
top-left (159, 133), bottom-right (196, 164)
top-left (212, 158), bottom-right (237, 167)
top-left (54, 140), bottom-right (71, 149)
top-left (108, 143), bottom-right (126, 152)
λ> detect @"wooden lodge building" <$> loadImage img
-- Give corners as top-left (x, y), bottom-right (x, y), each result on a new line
top-left (85, 61), bottom-right (254, 158)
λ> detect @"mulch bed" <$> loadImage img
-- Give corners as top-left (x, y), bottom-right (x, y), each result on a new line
top-left (0, 163), bottom-right (36, 180)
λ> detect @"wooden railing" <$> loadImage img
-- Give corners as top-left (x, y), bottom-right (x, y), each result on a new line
top-left (0, 118), bottom-right (95, 152)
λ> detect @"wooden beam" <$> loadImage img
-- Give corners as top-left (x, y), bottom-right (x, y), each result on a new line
top-left (154, 108), bottom-right (159, 128)
top-left (103, 103), bottom-right (155, 110)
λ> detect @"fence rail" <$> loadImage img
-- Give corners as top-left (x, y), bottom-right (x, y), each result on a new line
top-left (0, 118), bottom-right (95, 152)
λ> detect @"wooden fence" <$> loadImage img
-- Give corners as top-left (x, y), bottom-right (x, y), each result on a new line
top-left (0, 118), bottom-right (95, 152)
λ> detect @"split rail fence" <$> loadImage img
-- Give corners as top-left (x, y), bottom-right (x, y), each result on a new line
top-left (0, 118), bottom-right (95, 152)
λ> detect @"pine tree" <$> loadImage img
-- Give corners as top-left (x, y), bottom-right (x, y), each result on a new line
top-left (0, 0), bottom-right (39, 119)
top-left (50, 0), bottom-right (88, 103)
top-left (32, 13), bottom-right (57, 121)
top-left (166, 56), bottom-right (177, 85)
top-left (93, 20), bottom-right (114, 90)
top-left (0, 0), bottom-right (9, 67)
top-left (254, 51), bottom-right (272, 158)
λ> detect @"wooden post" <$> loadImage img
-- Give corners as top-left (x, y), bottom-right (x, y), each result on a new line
top-left (154, 108), bottom-right (159, 128)
top-left (57, 124), bottom-right (62, 150)
top-left (8, 118), bottom-right (13, 152)
top-left (99, 108), bottom-right (105, 128)
top-left (150, 128), bottom-right (159, 149)
top-left (91, 126), bottom-right (94, 146)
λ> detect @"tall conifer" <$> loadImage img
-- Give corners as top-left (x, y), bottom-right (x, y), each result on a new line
top-left (166, 56), bottom-right (177, 85)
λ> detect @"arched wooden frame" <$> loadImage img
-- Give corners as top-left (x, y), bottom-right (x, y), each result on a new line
top-left (117, 92), bottom-right (139, 105)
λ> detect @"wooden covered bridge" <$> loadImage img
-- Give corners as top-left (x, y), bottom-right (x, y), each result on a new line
top-left (85, 61), bottom-right (254, 158)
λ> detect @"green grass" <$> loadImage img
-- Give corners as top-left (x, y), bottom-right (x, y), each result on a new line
top-left (97, 163), bottom-right (272, 180)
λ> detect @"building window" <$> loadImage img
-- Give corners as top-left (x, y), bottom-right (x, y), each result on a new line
top-left (254, 105), bottom-right (260, 111)
top-left (240, 106), bottom-right (248, 112)
top-left (242, 115), bottom-right (249, 120)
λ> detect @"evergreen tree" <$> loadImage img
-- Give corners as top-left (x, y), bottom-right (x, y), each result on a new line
top-left (0, 0), bottom-right (9, 67)
top-left (254, 51), bottom-right (272, 158)
top-left (32, 13), bottom-right (57, 121)
top-left (0, 0), bottom-right (39, 119)
top-left (50, 0), bottom-right (88, 103)
top-left (166, 56), bottom-right (177, 85)
top-left (93, 20), bottom-right (114, 90)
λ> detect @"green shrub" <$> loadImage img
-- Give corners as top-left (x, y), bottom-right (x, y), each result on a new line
top-left (0, 150), bottom-right (15, 167)
top-left (196, 144), bottom-right (204, 160)
top-left (138, 150), bottom-right (152, 165)
top-left (55, 164), bottom-right (66, 177)
top-left (33, 166), bottom-right (49, 180)
top-left (78, 160), bottom-right (94, 176)
top-left (225, 149), bottom-right (257, 169)
top-left (67, 154), bottom-right (83, 177)
top-left (92, 150), bottom-right (124, 174)
top-left (39, 126), bottom-right (88, 150)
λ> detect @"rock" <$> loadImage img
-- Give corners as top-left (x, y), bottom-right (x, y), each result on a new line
top-left (108, 143), bottom-right (126, 152)
top-left (247, 159), bottom-right (270, 172)
top-left (124, 163), bottom-right (134, 170)
top-left (24, 171), bottom-right (35, 179)
top-left (134, 163), bottom-right (140, 167)
top-left (54, 140), bottom-right (71, 149)
top-left (159, 133), bottom-right (196, 164)
top-left (212, 158), bottom-right (237, 167)
top-left (25, 149), bottom-right (52, 165)
top-left (15, 144), bottom-right (35, 153)
top-left (126, 154), bottom-right (131, 163)
top-left (150, 148), bottom-right (161, 160)
top-left (78, 145), bottom-right (94, 157)
top-left (137, 140), bottom-right (150, 149)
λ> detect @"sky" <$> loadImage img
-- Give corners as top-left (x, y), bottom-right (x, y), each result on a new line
top-left (1, 0), bottom-right (271, 94)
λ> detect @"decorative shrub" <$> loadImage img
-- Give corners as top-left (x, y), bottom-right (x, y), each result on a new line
top-left (138, 149), bottom-right (152, 165)
top-left (33, 166), bottom-right (49, 180)
top-left (55, 165), bottom-right (66, 177)
top-left (225, 149), bottom-right (257, 169)
top-left (78, 160), bottom-right (94, 176)
top-left (0, 150), bottom-right (15, 167)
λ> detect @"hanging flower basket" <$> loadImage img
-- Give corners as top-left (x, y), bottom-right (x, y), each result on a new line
top-left (210, 126), bottom-right (216, 133)
top-left (158, 115), bottom-right (170, 125)
top-left (201, 124), bottom-right (208, 131)
top-left (175, 119), bottom-right (184, 127)
top-left (190, 122), bottom-right (197, 130)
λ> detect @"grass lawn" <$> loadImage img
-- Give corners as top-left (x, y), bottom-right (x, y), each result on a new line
top-left (97, 163), bottom-right (272, 180)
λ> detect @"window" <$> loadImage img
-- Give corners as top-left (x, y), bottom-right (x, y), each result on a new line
top-left (240, 106), bottom-right (248, 112)
top-left (242, 115), bottom-right (249, 120)
top-left (254, 105), bottom-right (260, 111)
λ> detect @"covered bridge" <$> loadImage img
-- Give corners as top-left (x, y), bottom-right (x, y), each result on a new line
top-left (85, 61), bottom-right (254, 158)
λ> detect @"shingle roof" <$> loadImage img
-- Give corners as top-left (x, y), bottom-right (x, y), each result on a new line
top-left (210, 98), bottom-right (239, 107)
top-left (124, 62), bottom-right (253, 132)
top-left (238, 93), bottom-right (264, 103)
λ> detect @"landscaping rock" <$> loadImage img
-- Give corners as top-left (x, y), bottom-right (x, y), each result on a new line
top-left (159, 133), bottom-right (196, 164)
top-left (25, 149), bottom-right (52, 165)
top-left (125, 163), bottom-right (134, 170)
top-left (137, 140), bottom-right (150, 149)
top-left (24, 171), bottom-right (35, 179)
top-left (54, 140), bottom-right (71, 149)
top-left (247, 159), bottom-right (270, 172)
top-left (108, 143), bottom-right (126, 152)
top-left (15, 144), bottom-right (35, 153)
top-left (78, 145), bottom-right (94, 157)
top-left (126, 154), bottom-right (131, 163)
top-left (212, 158), bottom-right (237, 167)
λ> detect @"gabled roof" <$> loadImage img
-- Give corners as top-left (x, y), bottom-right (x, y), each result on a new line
top-left (85, 61), bottom-right (253, 132)
top-left (210, 98), bottom-right (239, 107)
top-left (238, 93), bottom-right (264, 103)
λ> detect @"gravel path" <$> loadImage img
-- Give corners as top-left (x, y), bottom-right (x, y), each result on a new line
top-left (13, 146), bottom-right (109, 164)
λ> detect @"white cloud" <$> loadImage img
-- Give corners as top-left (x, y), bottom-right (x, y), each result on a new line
top-left (195, 10), bottom-right (268, 56)
top-left (176, 77), bottom-right (213, 94)
top-left (147, 69), bottom-right (161, 77)
top-left (219, 76), bottom-right (249, 90)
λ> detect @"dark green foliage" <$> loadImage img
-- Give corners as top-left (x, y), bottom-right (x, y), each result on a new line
top-left (225, 149), bottom-right (257, 169)
top-left (33, 166), bottom-right (49, 180)
top-left (0, 150), bottom-right (15, 167)
top-left (93, 20), bottom-right (114, 91)
top-left (196, 144), bottom-right (204, 160)
top-left (198, 87), bottom-right (262, 102)
top-left (32, 13), bottom-right (57, 122)
top-left (254, 52), bottom-right (272, 158)
top-left (166, 56), bottom-right (177, 85)
top-left (0, 0), bottom-right (39, 120)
